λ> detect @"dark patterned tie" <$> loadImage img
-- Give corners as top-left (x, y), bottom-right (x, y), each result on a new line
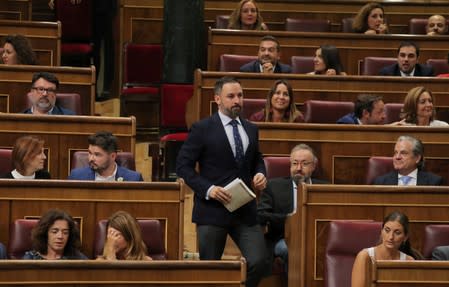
top-left (230, 119), bottom-right (244, 166)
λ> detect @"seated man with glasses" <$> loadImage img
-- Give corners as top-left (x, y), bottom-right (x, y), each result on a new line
top-left (23, 72), bottom-right (75, 115)
top-left (257, 144), bottom-right (328, 284)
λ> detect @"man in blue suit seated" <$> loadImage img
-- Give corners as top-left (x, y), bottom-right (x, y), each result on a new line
top-left (23, 72), bottom-right (75, 115)
top-left (68, 131), bottom-right (143, 181)
top-left (337, 94), bottom-right (386, 125)
top-left (373, 135), bottom-right (443, 186)
top-left (379, 41), bottom-right (434, 77)
top-left (240, 35), bottom-right (292, 74)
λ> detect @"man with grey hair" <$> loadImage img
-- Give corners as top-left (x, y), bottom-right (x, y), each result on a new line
top-left (257, 144), bottom-right (327, 283)
top-left (373, 135), bottom-right (442, 185)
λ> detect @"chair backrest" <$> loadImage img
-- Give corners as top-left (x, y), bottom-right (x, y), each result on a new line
top-left (215, 15), bottom-right (230, 29)
top-left (71, 151), bottom-right (136, 171)
top-left (8, 219), bottom-right (39, 259)
top-left (25, 93), bottom-right (82, 115)
top-left (426, 59), bottom-right (449, 76)
top-left (219, 54), bottom-right (258, 72)
top-left (0, 149), bottom-right (12, 176)
top-left (285, 18), bottom-right (331, 32)
top-left (359, 57), bottom-right (397, 75)
top-left (303, 100), bottom-right (354, 123)
top-left (160, 84), bottom-right (193, 129)
top-left (55, 0), bottom-right (93, 42)
top-left (324, 221), bottom-right (382, 287)
top-left (365, 156), bottom-right (394, 184)
top-left (291, 56), bottom-right (314, 74)
top-left (384, 103), bottom-right (403, 124)
top-left (422, 224), bottom-right (449, 259)
top-left (93, 219), bottom-right (166, 260)
top-left (263, 156), bottom-right (291, 179)
top-left (341, 17), bottom-right (354, 33)
top-left (408, 18), bottom-right (449, 35)
top-left (242, 98), bottom-right (266, 120)
top-left (123, 43), bottom-right (163, 86)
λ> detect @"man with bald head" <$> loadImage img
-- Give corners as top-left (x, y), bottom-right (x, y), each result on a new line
top-left (426, 15), bottom-right (447, 36)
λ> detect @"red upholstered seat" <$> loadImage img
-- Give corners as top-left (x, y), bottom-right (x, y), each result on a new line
top-left (303, 100), bottom-right (354, 123)
top-left (422, 225), bottom-right (449, 259)
top-left (341, 18), bottom-right (354, 33)
top-left (263, 156), bottom-right (290, 180)
top-left (8, 219), bottom-right (39, 259)
top-left (242, 98), bottom-right (266, 120)
top-left (384, 103), bottom-right (403, 124)
top-left (219, 54), bottom-right (258, 72)
top-left (324, 221), bottom-right (381, 287)
top-left (426, 59), bottom-right (449, 76)
top-left (215, 15), bottom-right (230, 29)
top-left (159, 132), bottom-right (188, 181)
top-left (160, 84), bottom-right (193, 130)
top-left (291, 56), bottom-right (314, 74)
top-left (70, 151), bottom-right (136, 171)
top-left (409, 18), bottom-right (449, 35)
top-left (359, 57), bottom-right (397, 75)
top-left (94, 219), bottom-right (166, 260)
top-left (0, 149), bottom-right (12, 176)
top-left (285, 18), bottom-right (331, 32)
top-left (365, 156), bottom-right (394, 184)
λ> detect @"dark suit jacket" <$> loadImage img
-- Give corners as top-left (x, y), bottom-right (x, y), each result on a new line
top-left (336, 113), bottom-right (359, 124)
top-left (68, 166), bottom-right (143, 181)
top-left (379, 63), bottom-right (434, 77)
top-left (176, 112), bottom-right (266, 227)
top-left (23, 105), bottom-right (76, 115)
top-left (0, 170), bottom-right (51, 179)
top-left (240, 60), bottom-right (292, 73)
top-left (373, 170), bottom-right (443, 185)
top-left (432, 246), bottom-right (449, 260)
top-left (0, 243), bottom-right (6, 259)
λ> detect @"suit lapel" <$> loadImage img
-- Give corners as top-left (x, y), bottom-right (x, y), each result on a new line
top-left (212, 113), bottom-right (236, 163)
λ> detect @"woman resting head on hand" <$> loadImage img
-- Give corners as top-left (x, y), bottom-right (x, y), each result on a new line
top-left (352, 2), bottom-right (389, 35)
top-left (99, 210), bottom-right (152, 261)
top-left (309, 45), bottom-right (347, 76)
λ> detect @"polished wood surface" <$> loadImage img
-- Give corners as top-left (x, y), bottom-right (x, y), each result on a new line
top-left (0, 260), bottom-right (245, 286)
top-left (0, 180), bottom-right (185, 260)
top-left (0, 0), bottom-right (32, 21)
top-left (0, 64), bottom-right (95, 115)
top-left (208, 29), bottom-right (449, 75)
top-left (368, 260), bottom-right (449, 287)
top-left (286, 184), bottom-right (449, 287)
top-left (0, 114), bottom-right (135, 179)
top-left (189, 70), bottom-right (449, 127)
top-left (0, 19), bottom-right (60, 65)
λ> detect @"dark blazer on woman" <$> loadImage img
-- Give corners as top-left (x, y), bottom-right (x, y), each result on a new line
top-left (1, 170), bottom-right (51, 179)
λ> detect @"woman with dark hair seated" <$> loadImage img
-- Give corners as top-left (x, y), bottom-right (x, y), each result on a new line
top-left (1, 135), bottom-right (51, 179)
top-left (1, 34), bottom-right (37, 65)
top-left (23, 209), bottom-right (87, 259)
top-left (308, 45), bottom-right (347, 76)
top-left (249, 79), bottom-right (303, 123)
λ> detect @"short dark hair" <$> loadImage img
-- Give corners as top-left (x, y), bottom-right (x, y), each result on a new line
top-left (214, 76), bottom-right (241, 96)
top-left (88, 131), bottom-right (118, 153)
top-left (397, 41), bottom-right (420, 57)
top-left (31, 72), bottom-right (59, 89)
top-left (354, 94), bottom-right (383, 118)
top-left (260, 35), bottom-right (280, 51)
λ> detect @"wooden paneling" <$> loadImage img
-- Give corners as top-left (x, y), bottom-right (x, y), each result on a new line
top-left (0, 0), bottom-right (32, 21)
top-left (0, 64), bottom-right (95, 115)
top-left (0, 19), bottom-right (60, 66)
top-left (0, 180), bottom-right (185, 260)
top-left (0, 114), bottom-right (135, 179)
top-left (208, 29), bottom-right (449, 75)
top-left (286, 184), bottom-right (449, 287)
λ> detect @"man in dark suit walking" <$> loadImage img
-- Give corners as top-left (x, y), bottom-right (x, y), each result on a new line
top-left (379, 41), bottom-right (434, 77)
top-left (257, 144), bottom-right (327, 284)
top-left (240, 35), bottom-right (292, 74)
top-left (374, 135), bottom-right (442, 185)
top-left (176, 76), bottom-right (268, 287)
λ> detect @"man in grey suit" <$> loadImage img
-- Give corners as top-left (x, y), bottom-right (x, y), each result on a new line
top-left (176, 76), bottom-right (267, 287)
top-left (374, 135), bottom-right (443, 185)
top-left (257, 144), bottom-right (327, 283)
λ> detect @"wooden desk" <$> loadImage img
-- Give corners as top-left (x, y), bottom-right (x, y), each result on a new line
top-left (368, 260), bottom-right (449, 287)
top-left (189, 70), bottom-right (449, 127)
top-left (0, 114), bottom-right (135, 179)
top-left (0, 0), bottom-right (32, 21)
top-left (0, 180), bottom-right (185, 260)
top-left (208, 29), bottom-right (449, 75)
top-left (286, 184), bottom-right (449, 287)
top-left (0, 260), bottom-right (245, 286)
top-left (0, 19), bottom-right (61, 66)
top-left (0, 64), bottom-right (95, 115)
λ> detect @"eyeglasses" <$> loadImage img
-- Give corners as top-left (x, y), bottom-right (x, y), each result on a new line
top-left (291, 161), bottom-right (314, 168)
top-left (32, 86), bottom-right (56, 95)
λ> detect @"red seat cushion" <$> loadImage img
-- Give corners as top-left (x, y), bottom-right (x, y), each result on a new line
top-left (121, 86), bottom-right (159, 95)
top-left (160, 84), bottom-right (193, 128)
top-left (61, 44), bottom-right (93, 55)
top-left (160, 132), bottom-right (188, 142)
